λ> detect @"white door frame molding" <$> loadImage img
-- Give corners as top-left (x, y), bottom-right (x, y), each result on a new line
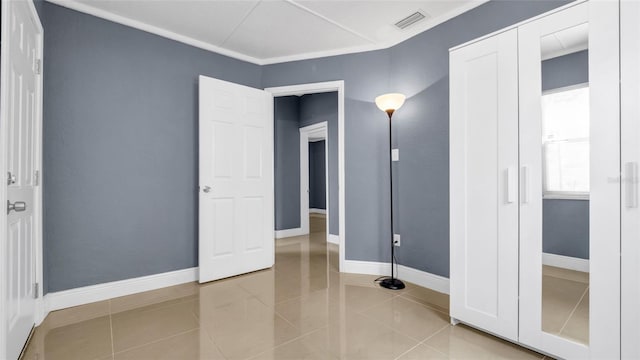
top-left (0, 0), bottom-right (45, 357)
top-left (300, 122), bottom-right (328, 242)
top-left (265, 81), bottom-right (345, 272)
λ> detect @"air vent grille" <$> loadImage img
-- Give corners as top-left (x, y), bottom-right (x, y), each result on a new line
top-left (395, 11), bottom-right (427, 30)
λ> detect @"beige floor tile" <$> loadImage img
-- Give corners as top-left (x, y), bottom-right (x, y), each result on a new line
top-left (199, 296), bottom-right (302, 359)
top-left (425, 324), bottom-right (543, 359)
top-left (541, 276), bottom-right (588, 335)
top-left (310, 215), bottom-right (326, 233)
top-left (45, 300), bottom-right (111, 329)
top-left (249, 337), bottom-right (338, 360)
top-left (361, 296), bottom-right (450, 342)
top-left (401, 286), bottom-right (450, 314)
top-left (300, 312), bottom-right (418, 360)
top-left (42, 316), bottom-right (112, 360)
top-left (110, 282), bottom-right (199, 314)
top-left (397, 343), bottom-right (449, 360)
top-left (559, 288), bottom-right (589, 345)
top-left (341, 284), bottom-right (396, 312)
top-left (114, 329), bottom-right (225, 360)
top-left (111, 299), bottom-right (199, 352)
top-left (275, 288), bottom-right (335, 333)
top-left (543, 265), bottom-right (589, 284)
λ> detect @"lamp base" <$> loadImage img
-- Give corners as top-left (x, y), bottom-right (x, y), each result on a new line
top-left (378, 277), bottom-right (406, 290)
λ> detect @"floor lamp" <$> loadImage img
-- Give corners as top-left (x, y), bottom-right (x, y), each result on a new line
top-left (375, 93), bottom-right (406, 290)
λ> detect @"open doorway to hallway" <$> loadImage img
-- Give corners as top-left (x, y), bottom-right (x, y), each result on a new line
top-left (267, 81), bottom-right (345, 272)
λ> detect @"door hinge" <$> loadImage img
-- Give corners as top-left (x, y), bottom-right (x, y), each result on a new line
top-left (33, 283), bottom-right (39, 299)
top-left (35, 59), bottom-right (41, 75)
top-left (34, 170), bottom-right (39, 186)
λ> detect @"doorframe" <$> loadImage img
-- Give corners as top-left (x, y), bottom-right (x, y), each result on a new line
top-left (300, 122), bottom-right (329, 242)
top-left (265, 81), bottom-right (345, 272)
top-left (0, 0), bottom-right (45, 357)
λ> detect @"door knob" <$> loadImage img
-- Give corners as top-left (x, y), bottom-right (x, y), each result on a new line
top-left (203, 186), bottom-right (211, 193)
top-left (7, 200), bottom-right (26, 214)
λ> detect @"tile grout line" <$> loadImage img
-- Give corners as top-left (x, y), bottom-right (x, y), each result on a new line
top-left (558, 285), bottom-right (589, 336)
top-left (396, 292), bottom-right (451, 317)
top-left (111, 328), bottom-right (198, 357)
top-left (108, 300), bottom-right (115, 359)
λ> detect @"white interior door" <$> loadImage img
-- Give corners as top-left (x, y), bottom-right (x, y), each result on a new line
top-left (1, 1), bottom-right (42, 359)
top-left (621, 0), bottom-right (640, 358)
top-left (198, 75), bottom-right (274, 283)
top-left (449, 28), bottom-right (519, 341)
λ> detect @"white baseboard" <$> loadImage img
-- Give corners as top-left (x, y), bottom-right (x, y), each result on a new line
top-left (542, 252), bottom-right (589, 272)
top-left (309, 208), bottom-right (327, 214)
top-left (343, 260), bottom-right (450, 294)
top-left (327, 234), bottom-right (340, 245)
top-left (397, 265), bottom-right (450, 294)
top-left (44, 267), bottom-right (198, 314)
top-left (275, 227), bottom-right (307, 239)
top-left (343, 260), bottom-right (391, 275)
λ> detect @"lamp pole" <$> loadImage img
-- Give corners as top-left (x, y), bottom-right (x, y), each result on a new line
top-left (378, 108), bottom-right (405, 290)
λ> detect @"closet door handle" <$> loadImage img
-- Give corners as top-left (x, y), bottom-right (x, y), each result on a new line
top-left (521, 166), bottom-right (530, 204)
top-left (506, 167), bottom-right (517, 203)
top-left (626, 162), bottom-right (638, 208)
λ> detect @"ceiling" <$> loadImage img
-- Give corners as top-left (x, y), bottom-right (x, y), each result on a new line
top-left (541, 22), bottom-right (588, 60)
top-left (47, 0), bottom-right (487, 65)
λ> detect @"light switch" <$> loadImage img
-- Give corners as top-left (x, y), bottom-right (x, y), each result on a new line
top-left (392, 149), bottom-right (399, 161)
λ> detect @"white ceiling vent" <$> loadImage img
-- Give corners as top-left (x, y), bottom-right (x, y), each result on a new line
top-left (394, 11), bottom-right (428, 30)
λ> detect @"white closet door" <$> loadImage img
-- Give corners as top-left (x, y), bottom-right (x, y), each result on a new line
top-left (519, 2), bottom-right (620, 358)
top-left (621, 1), bottom-right (640, 358)
top-left (449, 28), bottom-right (519, 341)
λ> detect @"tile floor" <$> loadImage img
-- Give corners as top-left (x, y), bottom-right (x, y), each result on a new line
top-left (21, 215), bottom-right (546, 360)
top-left (541, 265), bottom-right (589, 345)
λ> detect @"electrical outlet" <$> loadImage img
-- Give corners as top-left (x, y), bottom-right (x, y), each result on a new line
top-left (393, 234), bottom-right (401, 246)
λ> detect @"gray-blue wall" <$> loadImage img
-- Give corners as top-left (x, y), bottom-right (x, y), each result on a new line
top-left (541, 50), bottom-right (589, 260)
top-left (262, 0), bottom-right (568, 277)
top-left (543, 200), bottom-right (589, 259)
top-left (41, 3), bottom-right (261, 293)
top-left (274, 96), bottom-right (301, 230)
top-left (542, 50), bottom-right (589, 91)
top-left (309, 141), bottom-right (326, 210)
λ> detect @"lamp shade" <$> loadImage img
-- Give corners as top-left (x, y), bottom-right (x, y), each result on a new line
top-left (375, 93), bottom-right (406, 112)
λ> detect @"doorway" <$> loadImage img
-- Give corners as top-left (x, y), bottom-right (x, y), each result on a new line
top-left (266, 81), bottom-right (345, 272)
top-left (300, 122), bottom-right (329, 242)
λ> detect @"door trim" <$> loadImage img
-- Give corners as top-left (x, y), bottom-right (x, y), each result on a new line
top-left (0, 0), bottom-right (45, 357)
top-left (300, 122), bottom-right (328, 241)
top-left (265, 81), bottom-right (345, 272)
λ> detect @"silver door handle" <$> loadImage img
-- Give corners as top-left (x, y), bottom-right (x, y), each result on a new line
top-left (202, 186), bottom-right (211, 193)
top-left (7, 200), bottom-right (26, 214)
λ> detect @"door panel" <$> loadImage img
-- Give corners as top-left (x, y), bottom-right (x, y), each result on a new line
top-left (199, 76), bottom-right (274, 283)
top-left (2, 1), bottom-right (41, 358)
top-left (518, 2), bottom-right (620, 358)
top-left (449, 28), bottom-right (519, 341)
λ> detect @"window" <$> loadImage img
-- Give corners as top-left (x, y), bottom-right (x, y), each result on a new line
top-left (541, 85), bottom-right (589, 199)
